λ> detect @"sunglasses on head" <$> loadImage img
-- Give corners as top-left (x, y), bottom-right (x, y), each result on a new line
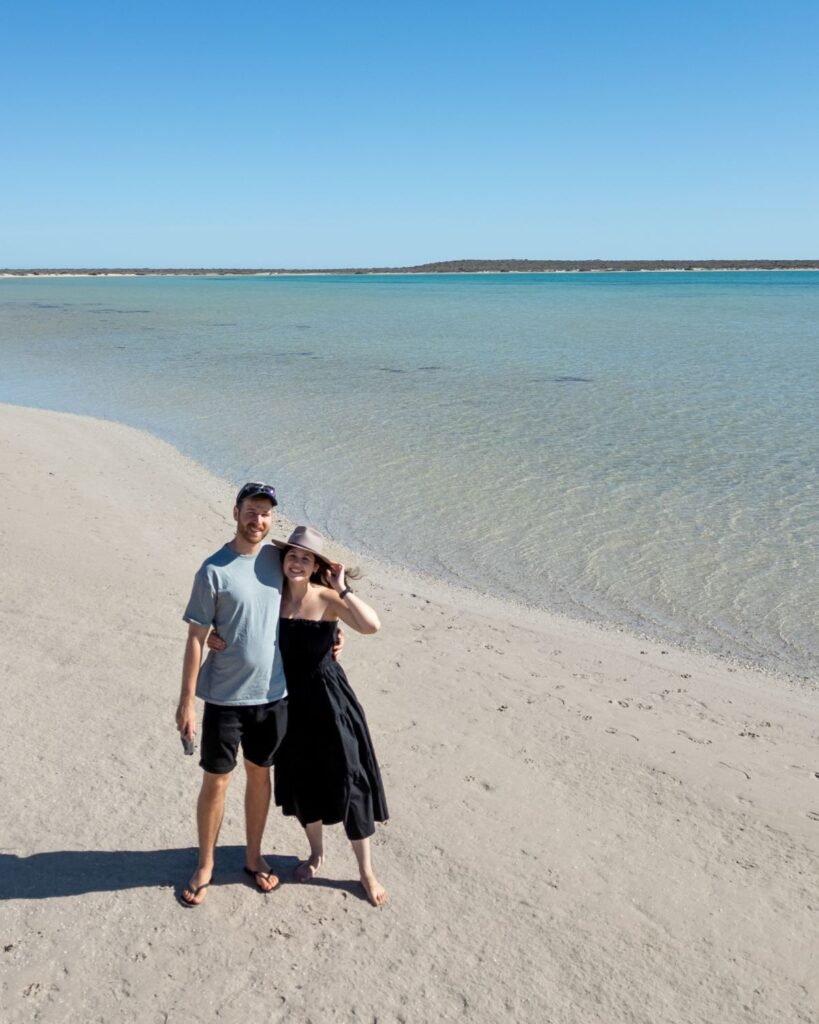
top-left (236, 482), bottom-right (278, 506)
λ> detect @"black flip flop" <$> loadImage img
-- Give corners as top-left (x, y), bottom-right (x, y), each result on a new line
top-left (243, 866), bottom-right (280, 893)
top-left (179, 877), bottom-right (212, 908)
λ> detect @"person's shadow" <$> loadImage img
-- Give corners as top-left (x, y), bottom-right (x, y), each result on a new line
top-left (0, 847), bottom-right (370, 902)
top-left (0, 846), bottom-right (298, 901)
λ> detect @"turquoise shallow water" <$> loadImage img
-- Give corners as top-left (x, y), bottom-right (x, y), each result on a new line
top-left (1, 272), bottom-right (817, 679)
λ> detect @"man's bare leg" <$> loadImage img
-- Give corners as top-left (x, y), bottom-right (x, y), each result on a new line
top-left (351, 836), bottom-right (388, 907)
top-left (182, 770), bottom-right (231, 905)
top-left (295, 821), bottom-right (324, 882)
top-left (243, 759), bottom-right (278, 891)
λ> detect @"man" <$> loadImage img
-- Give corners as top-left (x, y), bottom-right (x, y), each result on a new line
top-left (176, 482), bottom-right (286, 906)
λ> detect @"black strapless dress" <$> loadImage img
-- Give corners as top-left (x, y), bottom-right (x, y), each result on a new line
top-left (274, 618), bottom-right (388, 840)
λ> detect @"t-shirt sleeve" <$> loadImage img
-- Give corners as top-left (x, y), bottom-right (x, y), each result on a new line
top-left (183, 567), bottom-right (216, 627)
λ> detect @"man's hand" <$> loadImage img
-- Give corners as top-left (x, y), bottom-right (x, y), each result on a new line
top-left (207, 629), bottom-right (227, 651)
top-left (332, 625), bottom-right (345, 662)
top-left (176, 700), bottom-right (196, 741)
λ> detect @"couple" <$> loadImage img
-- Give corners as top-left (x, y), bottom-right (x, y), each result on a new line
top-left (175, 482), bottom-right (389, 908)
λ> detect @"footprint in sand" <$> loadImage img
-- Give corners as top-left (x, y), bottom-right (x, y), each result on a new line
top-left (646, 766), bottom-right (682, 785)
top-left (464, 775), bottom-right (495, 791)
top-left (676, 730), bottom-right (712, 745)
top-left (606, 727), bottom-right (639, 742)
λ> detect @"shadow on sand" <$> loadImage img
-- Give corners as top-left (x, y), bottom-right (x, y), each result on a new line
top-left (0, 846), bottom-right (303, 901)
top-left (0, 847), bottom-right (371, 903)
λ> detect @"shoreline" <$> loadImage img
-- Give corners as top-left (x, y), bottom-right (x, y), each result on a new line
top-left (3, 260), bottom-right (819, 279)
top-left (4, 270), bottom-right (819, 280)
top-left (3, 400), bottom-right (817, 1023)
top-left (1, 393), bottom-right (813, 698)
top-left (1, 396), bottom-right (808, 688)
top-left (0, 397), bottom-right (814, 714)
top-left (0, 390), bottom-right (811, 686)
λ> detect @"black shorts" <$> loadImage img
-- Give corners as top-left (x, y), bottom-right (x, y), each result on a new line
top-left (200, 698), bottom-right (288, 775)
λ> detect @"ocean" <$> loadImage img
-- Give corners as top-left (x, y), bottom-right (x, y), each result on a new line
top-left (1, 271), bottom-right (816, 679)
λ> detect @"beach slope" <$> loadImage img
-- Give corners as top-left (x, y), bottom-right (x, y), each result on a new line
top-left (1, 403), bottom-right (816, 1023)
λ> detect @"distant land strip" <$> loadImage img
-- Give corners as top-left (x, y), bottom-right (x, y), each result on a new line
top-left (3, 259), bottom-right (819, 276)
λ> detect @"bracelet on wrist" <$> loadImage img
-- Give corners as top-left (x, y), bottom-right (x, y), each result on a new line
top-left (339, 586), bottom-right (353, 600)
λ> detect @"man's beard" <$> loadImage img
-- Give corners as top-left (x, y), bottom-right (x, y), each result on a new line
top-left (237, 522), bottom-right (269, 544)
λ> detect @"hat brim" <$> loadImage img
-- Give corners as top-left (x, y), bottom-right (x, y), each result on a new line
top-left (270, 538), bottom-right (333, 569)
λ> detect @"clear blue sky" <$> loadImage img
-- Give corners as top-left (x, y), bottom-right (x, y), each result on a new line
top-left (2, 1), bottom-right (817, 267)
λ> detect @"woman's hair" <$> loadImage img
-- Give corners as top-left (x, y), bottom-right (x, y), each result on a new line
top-left (279, 546), bottom-right (362, 588)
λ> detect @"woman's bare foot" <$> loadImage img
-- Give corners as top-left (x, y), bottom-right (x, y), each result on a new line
top-left (295, 853), bottom-right (323, 883)
top-left (181, 867), bottom-right (212, 907)
top-left (360, 871), bottom-right (388, 907)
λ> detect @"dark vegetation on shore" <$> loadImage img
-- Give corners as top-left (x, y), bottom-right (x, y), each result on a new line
top-left (4, 259), bottom-right (819, 276)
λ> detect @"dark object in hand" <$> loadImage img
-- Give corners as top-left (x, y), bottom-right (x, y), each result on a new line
top-left (181, 734), bottom-right (195, 756)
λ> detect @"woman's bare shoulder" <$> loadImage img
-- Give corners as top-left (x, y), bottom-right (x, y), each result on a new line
top-left (314, 585), bottom-right (342, 621)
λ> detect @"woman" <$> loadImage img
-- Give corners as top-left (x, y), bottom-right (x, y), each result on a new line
top-left (210, 525), bottom-right (389, 906)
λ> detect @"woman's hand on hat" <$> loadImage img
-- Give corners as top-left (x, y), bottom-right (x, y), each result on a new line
top-left (326, 561), bottom-right (346, 593)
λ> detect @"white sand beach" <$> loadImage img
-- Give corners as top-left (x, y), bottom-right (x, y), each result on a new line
top-left (1, 402), bottom-right (817, 1024)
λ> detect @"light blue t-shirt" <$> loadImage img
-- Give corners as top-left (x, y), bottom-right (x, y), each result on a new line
top-left (183, 543), bottom-right (287, 706)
